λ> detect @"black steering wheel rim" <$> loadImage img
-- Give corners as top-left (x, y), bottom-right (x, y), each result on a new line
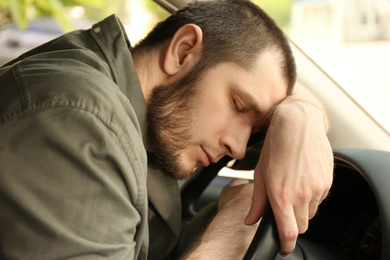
top-left (243, 206), bottom-right (280, 260)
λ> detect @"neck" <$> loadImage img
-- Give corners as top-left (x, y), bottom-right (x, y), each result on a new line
top-left (132, 46), bottom-right (166, 104)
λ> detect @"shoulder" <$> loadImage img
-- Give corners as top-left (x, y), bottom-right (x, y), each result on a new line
top-left (2, 55), bottom-right (119, 125)
top-left (0, 104), bottom-right (149, 259)
top-left (2, 53), bottom-right (146, 158)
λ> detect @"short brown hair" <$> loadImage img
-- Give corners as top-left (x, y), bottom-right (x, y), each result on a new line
top-left (133, 0), bottom-right (296, 92)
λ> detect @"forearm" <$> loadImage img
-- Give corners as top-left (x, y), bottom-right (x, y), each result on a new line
top-left (182, 208), bottom-right (256, 259)
top-left (182, 180), bottom-right (258, 260)
top-left (279, 82), bottom-right (329, 133)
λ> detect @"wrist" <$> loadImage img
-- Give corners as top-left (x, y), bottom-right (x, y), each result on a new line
top-left (271, 100), bottom-right (329, 133)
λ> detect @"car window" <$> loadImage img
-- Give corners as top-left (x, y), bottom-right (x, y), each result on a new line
top-left (254, 0), bottom-right (390, 133)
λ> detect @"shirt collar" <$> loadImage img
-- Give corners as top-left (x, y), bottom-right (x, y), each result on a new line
top-left (90, 14), bottom-right (147, 144)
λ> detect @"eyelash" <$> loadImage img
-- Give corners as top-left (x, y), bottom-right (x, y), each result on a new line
top-left (232, 96), bottom-right (242, 113)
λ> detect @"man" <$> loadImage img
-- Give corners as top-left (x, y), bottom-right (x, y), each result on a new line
top-left (0, 0), bottom-right (333, 259)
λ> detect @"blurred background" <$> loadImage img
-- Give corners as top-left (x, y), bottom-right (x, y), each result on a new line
top-left (0, 0), bottom-right (389, 132)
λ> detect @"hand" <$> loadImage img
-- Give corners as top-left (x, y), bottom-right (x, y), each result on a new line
top-left (218, 179), bottom-right (254, 212)
top-left (245, 101), bottom-right (333, 256)
top-left (184, 179), bottom-right (259, 259)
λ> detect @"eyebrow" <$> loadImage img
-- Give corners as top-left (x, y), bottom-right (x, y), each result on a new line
top-left (236, 88), bottom-right (262, 117)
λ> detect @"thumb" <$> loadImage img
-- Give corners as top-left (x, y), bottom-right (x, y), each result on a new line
top-left (245, 176), bottom-right (268, 225)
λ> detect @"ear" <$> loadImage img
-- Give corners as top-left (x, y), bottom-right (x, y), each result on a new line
top-left (163, 24), bottom-right (203, 76)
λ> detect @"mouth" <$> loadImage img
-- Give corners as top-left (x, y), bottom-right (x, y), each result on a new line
top-left (201, 146), bottom-right (216, 167)
top-left (200, 146), bottom-right (212, 167)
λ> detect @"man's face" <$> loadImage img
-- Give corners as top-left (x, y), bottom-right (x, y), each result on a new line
top-left (147, 50), bottom-right (288, 180)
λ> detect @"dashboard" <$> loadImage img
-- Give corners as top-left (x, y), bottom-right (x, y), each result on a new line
top-left (302, 159), bottom-right (381, 260)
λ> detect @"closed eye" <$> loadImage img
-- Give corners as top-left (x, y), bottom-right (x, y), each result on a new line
top-left (231, 95), bottom-right (243, 113)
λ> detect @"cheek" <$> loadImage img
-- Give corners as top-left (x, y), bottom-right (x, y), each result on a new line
top-left (193, 105), bottom-right (231, 142)
top-left (193, 85), bottom-right (233, 140)
top-left (181, 145), bottom-right (199, 165)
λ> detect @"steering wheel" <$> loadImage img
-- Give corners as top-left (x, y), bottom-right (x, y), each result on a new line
top-left (179, 133), bottom-right (280, 260)
top-left (243, 205), bottom-right (280, 259)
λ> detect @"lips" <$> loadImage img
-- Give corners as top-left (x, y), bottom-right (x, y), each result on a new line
top-left (201, 146), bottom-right (212, 167)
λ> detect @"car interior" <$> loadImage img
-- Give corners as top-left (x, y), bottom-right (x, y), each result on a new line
top-left (153, 0), bottom-right (390, 259)
top-left (1, 0), bottom-right (389, 259)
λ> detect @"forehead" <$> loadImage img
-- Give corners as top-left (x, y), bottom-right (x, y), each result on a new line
top-left (215, 50), bottom-right (288, 114)
top-left (246, 50), bottom-right (287, 101)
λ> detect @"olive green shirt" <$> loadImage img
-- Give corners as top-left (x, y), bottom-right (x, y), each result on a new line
top-left (0, 15), bottom-right (180, 259)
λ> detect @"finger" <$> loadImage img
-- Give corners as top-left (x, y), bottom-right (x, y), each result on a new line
top-left (229, 178), bottom-right (250, 187)
top-left (271, 203), bottom-right (298, 256)
top-left (245, 177), bottom-right (267, 225)
top-left (294, 187), bottom-right (311, 234)
top-left (294, 203), bottom-right (309, 234)
top-left (320, 187), bottom-right (331, 205)
top-left (309, 188), bottom-right (330, 219)
top-left (307, 186), bottom-right (329, 218)
top-left (308, 199), bottom-right (319, 220)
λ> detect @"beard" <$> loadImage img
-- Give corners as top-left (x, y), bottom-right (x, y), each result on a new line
top-left (146, 65), bottom-right (206, 180)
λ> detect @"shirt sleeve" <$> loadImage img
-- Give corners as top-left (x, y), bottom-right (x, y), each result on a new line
top-left (0, 106), bottom-right (144, 259)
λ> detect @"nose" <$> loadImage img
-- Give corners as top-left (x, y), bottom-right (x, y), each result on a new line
top-left (219, 123), bottom-right (251, 160)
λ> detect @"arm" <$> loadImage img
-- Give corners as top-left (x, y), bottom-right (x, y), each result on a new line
top-left (245, 82), bottom-right (334, 256)
top-left (0, 107), bottom-right (146, 259)
top-left (182, 179), bottom-right (258, 259)
top-left (282, 81), bottom-right (329, 132)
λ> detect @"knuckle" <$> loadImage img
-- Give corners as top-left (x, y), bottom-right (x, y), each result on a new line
top-left (298, 186), bottom-right (311, 203)
top-left (313, 185), bottom-right (324, 198)
top-left (313, 179), bottom-right (331, 200)
top-left (281, 228), bottom-right (298, 242)
top-left (273, 186), bottom-right (290, 206)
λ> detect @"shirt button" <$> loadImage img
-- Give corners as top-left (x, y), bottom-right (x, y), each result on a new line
top-left (94, 27), bottom-right (101, 33)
